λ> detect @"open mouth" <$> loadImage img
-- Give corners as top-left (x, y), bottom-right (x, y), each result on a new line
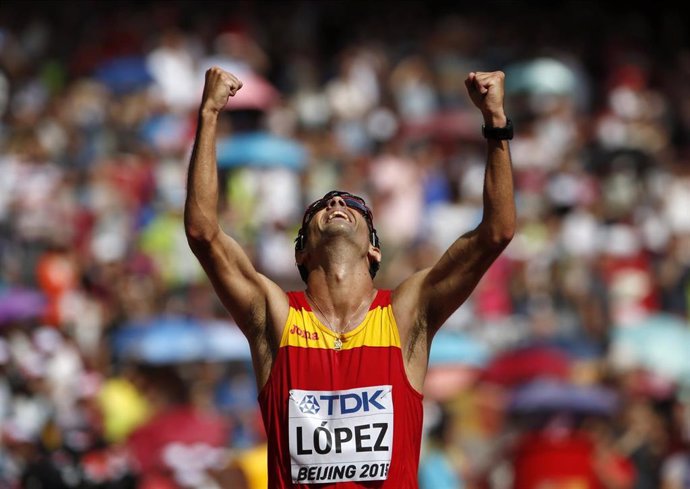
top-left (326, 210), bottom-right (350, 222)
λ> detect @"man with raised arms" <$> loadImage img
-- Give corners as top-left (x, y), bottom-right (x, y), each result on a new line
top-left (185, 67), bottom-right (515, 488)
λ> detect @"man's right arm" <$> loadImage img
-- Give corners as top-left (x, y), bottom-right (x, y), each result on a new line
top-left (184, 68), bottom-right (288, 376)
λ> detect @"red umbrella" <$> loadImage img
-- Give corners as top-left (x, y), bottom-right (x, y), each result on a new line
top-left (513, 430), bottom-right (597, 488)
top-left (423, 364), bottom-right (481, 402)
top-left (127, 406), bottom-right (229, 486)
top-left (400, 109), bottom-right (480, 142)
top-left (480, 345), bottom-right (571, 387)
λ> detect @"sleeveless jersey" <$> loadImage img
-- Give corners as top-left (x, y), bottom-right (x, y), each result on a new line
top-left (258, 290), bottom-right (423, 488)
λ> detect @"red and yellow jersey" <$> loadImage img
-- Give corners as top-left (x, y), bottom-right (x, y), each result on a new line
top-left (258, 290), bottom-right (423, 488)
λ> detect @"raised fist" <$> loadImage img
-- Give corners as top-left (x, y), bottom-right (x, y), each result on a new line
top-left (464, 71), bottom-right (506, 124)
top-left (201, 66), bottom-right (243, 114)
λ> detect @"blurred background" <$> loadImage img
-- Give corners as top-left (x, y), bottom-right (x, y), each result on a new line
top-left (0, 1), bottom-right (689, 488)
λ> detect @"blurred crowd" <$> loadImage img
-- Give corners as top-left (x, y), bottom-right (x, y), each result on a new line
top-left (1, 1), bottom-right (689, 488)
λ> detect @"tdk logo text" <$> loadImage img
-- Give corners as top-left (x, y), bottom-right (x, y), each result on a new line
top-left (314, 390), bottom-right (386, 416)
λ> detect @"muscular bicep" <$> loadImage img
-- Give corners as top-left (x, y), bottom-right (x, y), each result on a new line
top-left (395, 229), bottom-right (505, 342)
top-left (189, 231), bottom-right (288, 341)
top-left (392, 228), bottom-right (507, 393)
top-left (421, 229), bottom-right (505, 331)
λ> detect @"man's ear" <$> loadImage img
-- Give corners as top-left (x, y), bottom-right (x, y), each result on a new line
top-left (367, 244), bottom-right (382, 268)
top-left (367, 244), bottom-right (382, 279)
top-left (295, 247), bottom-right (310, 283)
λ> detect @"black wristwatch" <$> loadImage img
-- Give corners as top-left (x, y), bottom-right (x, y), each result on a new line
top-left (482, 118), bottom-right (513, 140)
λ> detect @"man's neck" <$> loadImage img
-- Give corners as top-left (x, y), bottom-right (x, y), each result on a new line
top-left (305, 265), bottom-right (376, 332)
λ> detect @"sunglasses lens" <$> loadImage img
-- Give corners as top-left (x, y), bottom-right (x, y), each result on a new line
top-left (302, 192), bottom-right (373, 225)
top-left (342, 197), bottom-right (371, 220)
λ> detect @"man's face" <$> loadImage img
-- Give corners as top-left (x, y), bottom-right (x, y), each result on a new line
top-left (296, 190), bottom-right (381, 280)
top-left (308, 195), bottom-right (371, 244)
top-left (301, 191), bottom-right (375, 247)
top-left (302, 191), bottom-right (373, 229)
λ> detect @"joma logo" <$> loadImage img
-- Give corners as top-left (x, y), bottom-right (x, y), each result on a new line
top-left (290, 324), bottom-right (319, 341)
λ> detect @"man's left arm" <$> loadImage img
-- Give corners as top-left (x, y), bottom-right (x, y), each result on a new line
top-left (423, 131), bottom-right (514, 330)
top-left (394, 71), bottom-right (515, 341)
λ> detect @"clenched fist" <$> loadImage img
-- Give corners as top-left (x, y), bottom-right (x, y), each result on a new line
top-left (201, 66), bottom-right (243, 114)
top-left (464, 71), bottom-right (506, 126)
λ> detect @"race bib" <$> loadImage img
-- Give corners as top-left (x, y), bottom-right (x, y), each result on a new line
top-left (288, 385), bottom-right (394, 484)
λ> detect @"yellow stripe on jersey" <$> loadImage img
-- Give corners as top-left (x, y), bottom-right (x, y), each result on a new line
top-left (280, 303), bottom-right (401, 350)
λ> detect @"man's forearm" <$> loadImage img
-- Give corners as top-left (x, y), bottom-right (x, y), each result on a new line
top-left (480, 138), bottom-right (516, 248)
top-left (184, 109), bottom-right (221, 243)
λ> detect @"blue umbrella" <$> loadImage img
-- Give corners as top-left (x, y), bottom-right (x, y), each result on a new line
top-left (202, 320), bottom-right (251, 362)
top-left (113, 316), bottom-right (206, 365)
top-left (504, 58), bottom-right (577, 96)
top-left (139, 113), bottom-right (190, 152)
top-left (93, 56), bottom-right (153, 94)
top-left (509, 380), bottom-right (618, 415)
top-left (216, 131), bottom-right (307, 170)
top-left (425, 331), bottom-right (489, 401)
top-left (113, 316), bottom-right (252, 365)
top-left (611, 313), bottom-right (690, 386)
top-left (428, 330), bottom-right (490, 367)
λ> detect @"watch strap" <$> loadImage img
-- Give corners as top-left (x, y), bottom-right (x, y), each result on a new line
top-left (482, 118), bottom-right (513, 140)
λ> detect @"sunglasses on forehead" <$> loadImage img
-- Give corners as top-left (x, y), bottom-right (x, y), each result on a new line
top-left (301, 190), bottom-right (374, 227)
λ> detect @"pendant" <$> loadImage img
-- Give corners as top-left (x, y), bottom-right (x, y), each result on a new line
top-left (334, 337), bottom-right (343, 351)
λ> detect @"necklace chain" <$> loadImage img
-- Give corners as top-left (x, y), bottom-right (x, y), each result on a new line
top-left (306, 290), bottom-right (372, 349)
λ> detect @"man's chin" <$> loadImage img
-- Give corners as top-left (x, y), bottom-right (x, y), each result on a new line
top-left (321, 220), bottom-right (353, 233)
top-left (319, 226), bottom-right (361, 244)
